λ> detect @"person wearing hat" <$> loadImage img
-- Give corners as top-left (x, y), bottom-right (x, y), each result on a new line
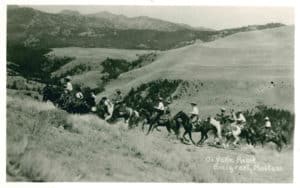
top-left (232, 109), bottom-right (246, 128)
top-left (216, 107), bottom-right (230, 125)
top-left (112, 89), bottom-right (123, 104)
top-left (154, 97), bottom-right (165, 122)
top-left (264, 116), bottom-right (272, 136)
top-left (189, 102), bottom-right (199, 127)
top-left (64, 75), bottom-right (73, 93)
top-left (163, 97), bottom-right (172, 119)
top-left (112, 89), bottom-right (124, 113)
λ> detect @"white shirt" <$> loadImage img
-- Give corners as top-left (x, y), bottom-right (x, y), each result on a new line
top-left (75, 92), bottom-right (83, 99)
top-left (236, 113), bottom-right (246, 123)
top-left (157, 102), bottom-right (165, 111)
top-left (265, 121), bottom-right (272, 128)
top-left (104, 99), bottom-right (112, 107)
top-left (66, 82), bottom-right (73, 91)
top-left (190, 106), bottom-right (199, 115)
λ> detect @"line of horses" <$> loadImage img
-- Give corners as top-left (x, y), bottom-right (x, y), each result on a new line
top-left (42, 85), bottom-right (288, 152)
top-left (96, 97), bottom-right (288, 152)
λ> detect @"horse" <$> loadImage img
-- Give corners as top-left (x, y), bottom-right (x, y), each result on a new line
top-left (139, 108), bottom-right (163, 132)
top-left (109, 105), bottom-right (140, 128)
top-left (42, 84), bottom-right (64, 105)
top-left (145, 110), bottom-right (182, 140)
top-left (192, 118), bottom-right (218, 145)
top-left (58, 93), bottom-right (91, 114)
top-left (251, 128), bottom-right (287, 152)
top-left (206, 117), bottom-right (249, 147)
top-left (96, 97), bottom-right (140, 128)
top-left (147, 111), bottom-right (196, 145)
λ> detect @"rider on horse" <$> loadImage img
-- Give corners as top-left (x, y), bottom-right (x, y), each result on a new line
top-left (216, 107), bottom-right (231, 125)
top-left (154, 97), bottom-right (165, 122)
top-left (102, 97), bottom-right (114, 120)
top-left (232, 109), bottom-right (246, 128)
top-left (64, 75), bottom-right (73, 94)
top-left (264, 116), bottom-right (274, 137)
top-left (162, 97), bottom-right (172, 120)
top-left (228, 109), bottom-right (246, 145)
top-left (112, 89), bottom-right (124, 113)
top-left (189, 102), bottom-right (200, 128)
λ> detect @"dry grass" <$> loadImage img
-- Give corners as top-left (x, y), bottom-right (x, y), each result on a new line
top-left (7, 96), bottom-right (293, 182)
top-left (99, 26), bottom-right (294, 114)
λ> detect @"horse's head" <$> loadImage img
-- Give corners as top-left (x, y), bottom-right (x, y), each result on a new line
top-left (174, 111), bottom-right (189, 122)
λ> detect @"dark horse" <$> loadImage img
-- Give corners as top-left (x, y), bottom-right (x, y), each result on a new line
top-left (193, 118), bottom-right (218, 145)
top-left (42, 84), bottom-right (64, 105)
top-left (146, 111), bottom-right (207, 145)
top-left (42, 84), bottom-right (95, 114)
top-left (251, 128), bottom-right (288, 152)
top-left (173, 112), bottom-right (220, 145)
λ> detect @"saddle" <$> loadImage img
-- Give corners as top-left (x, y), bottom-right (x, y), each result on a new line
top-left (158, 114), bottom-right (170, 124)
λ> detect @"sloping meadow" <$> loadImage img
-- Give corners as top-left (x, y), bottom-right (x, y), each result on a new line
top-left (7, 96), bottom-right (293, 182)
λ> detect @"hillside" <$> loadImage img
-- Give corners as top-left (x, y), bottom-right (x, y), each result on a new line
top-left (7, 6), bottom-right (285, 50)
top-left (87, 11), bottom-right (202, 31)
top-left (7, 95), bottom-right (293, 182)
top-left (98, 26), bottom-right (294, 115)
top-left (49, 47), bottom-right (154, 89)
top-left (7, 6), bottom-right (216, 50)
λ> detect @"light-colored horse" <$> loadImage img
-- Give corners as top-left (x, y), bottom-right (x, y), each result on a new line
top-left (208, 117), bottom-right (243, 146)
top-left (208, 117), bottom-right (223, 144)
top-left (103, 101), bottom-right (140, 127)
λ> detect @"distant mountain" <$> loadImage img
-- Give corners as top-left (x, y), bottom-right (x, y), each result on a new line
top-left (59, 9), bottom-right (81, 16)
top-left (87, 11), bottom-right (211, 32)
top-left (7, 6), bottom-right (286, 50)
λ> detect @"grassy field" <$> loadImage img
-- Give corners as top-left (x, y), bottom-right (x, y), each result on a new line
top-left (6, 25), bottom-right (294, 182)
top-left (98, 26), bottom-right (294, 115)
top-left (49, 47), bottom-right (155, 88)
top-left (7, 96), bottom-right (293, 182)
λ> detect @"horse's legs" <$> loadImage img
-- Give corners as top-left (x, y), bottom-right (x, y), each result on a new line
top-left (197, 134), bottom-right (203, 145)
top-left (166, 123), bottom-right (172, 135)
top-left (182, 131), bottom-right (189, 142)
top-left (277, 141), bottom-right (283, 152)
top-left (151, 123), bottom-right (159, 133)
top-left (199, 132), bottom-right (208, 145)
top-left (197, 135), bottom-right (204, 145)
top-left (146, 123), bottom-right (153, 135)
top-left (187, 131), bottom-right (196, 145)
top-left (233, 135), bottom-right (240, 146)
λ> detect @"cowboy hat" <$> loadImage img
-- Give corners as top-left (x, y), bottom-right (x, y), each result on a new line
top-left (264, 117), bottom-right (270, 120)
top-left (190, 102), bottom-right (197, 105)
top-left (221, 107), bottom-right (226, 112)
top-left (65, 75), bottom-right (72, 80)
top-left (158, 97), bottom-right (163, 100)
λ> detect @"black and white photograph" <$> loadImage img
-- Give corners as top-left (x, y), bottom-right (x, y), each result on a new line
top-left (3, 0), bottom-right (298, 184)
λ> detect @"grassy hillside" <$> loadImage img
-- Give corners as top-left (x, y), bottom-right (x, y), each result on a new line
top-left (49, 47), bottom-right (155, 89)
top-left (7, 96), bottom-right (293, 182)
top-left (98, 26), bottom-right (294, 115)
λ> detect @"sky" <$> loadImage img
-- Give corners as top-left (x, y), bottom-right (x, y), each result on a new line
top-left (24, 5), bottom-right (294, 30)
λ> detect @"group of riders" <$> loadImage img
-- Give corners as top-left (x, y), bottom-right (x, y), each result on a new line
top-left (55, 75), bottom-right (276, 147)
